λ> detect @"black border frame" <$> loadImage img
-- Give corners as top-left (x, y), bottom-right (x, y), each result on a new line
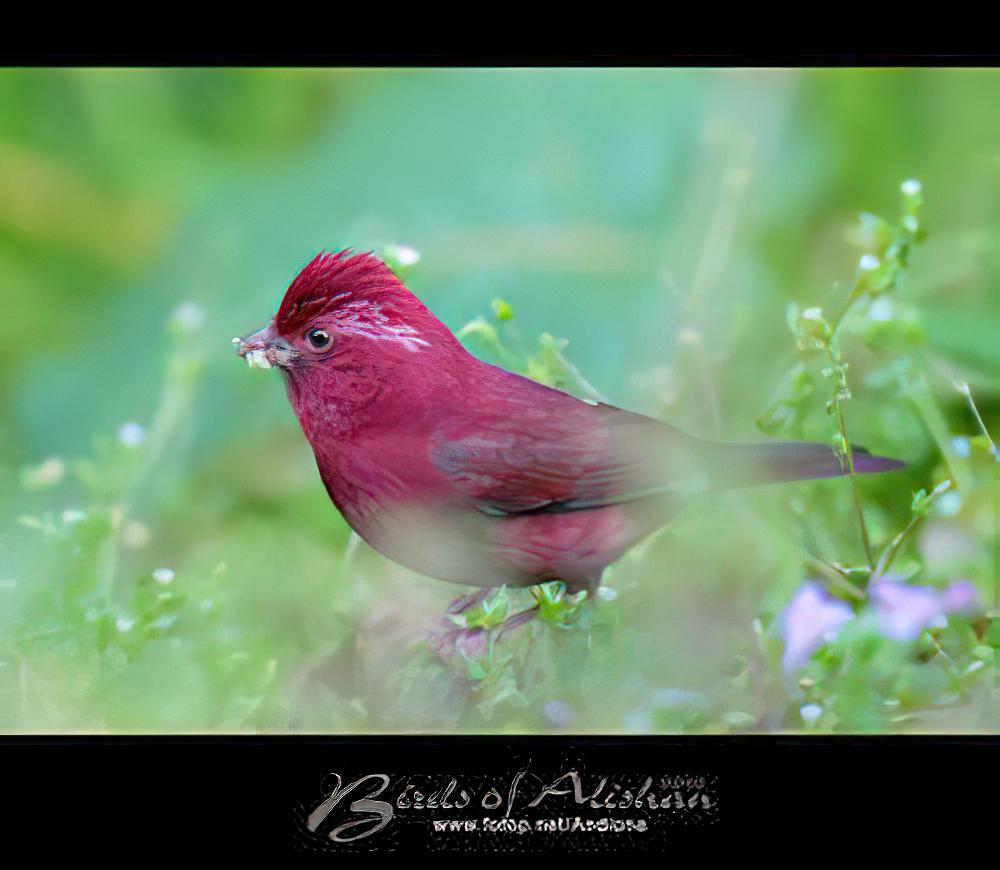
top-left (0, 52), bottom-right (996, 854)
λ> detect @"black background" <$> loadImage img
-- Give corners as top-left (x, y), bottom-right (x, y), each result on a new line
top-left (1, 735), bottom-right (994, 855)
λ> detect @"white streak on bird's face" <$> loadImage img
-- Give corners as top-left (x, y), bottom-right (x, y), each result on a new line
top-left (332, 301), bottom-right (430, 351)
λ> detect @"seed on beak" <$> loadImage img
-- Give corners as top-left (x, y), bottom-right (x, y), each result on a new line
top-left (235, 325), bottom-right (297, 370)
top-left (233, 332), bottom-right (273, 369)
top-left (245, 347), bottom-right (272, 369)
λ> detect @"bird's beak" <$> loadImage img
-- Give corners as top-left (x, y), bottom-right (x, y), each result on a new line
top-left (232, 324), bottom-right (296, 370)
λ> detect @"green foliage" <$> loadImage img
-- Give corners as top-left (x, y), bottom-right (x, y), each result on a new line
top-left (783, 610), bottom-right (991, 732)
top-left (748, 182), bottom-right (995, 730)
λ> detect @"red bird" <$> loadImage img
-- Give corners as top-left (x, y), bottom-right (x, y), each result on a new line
top-left (236, 250), bottom-right (902, 596)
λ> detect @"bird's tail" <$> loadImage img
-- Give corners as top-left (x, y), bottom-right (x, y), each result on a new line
top-left (704, 439), bottom-right (905, 490)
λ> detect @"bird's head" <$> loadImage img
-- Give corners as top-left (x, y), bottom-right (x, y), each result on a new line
top-left (235, 249), bottom-right (461, 392)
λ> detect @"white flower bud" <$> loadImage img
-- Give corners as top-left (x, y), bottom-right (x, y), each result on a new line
top-left (117, 422), bottom-right (146, 448)
top-left (800, 703), bottom-right (823, 725)
top-left (152, 568), bottom-right (175, 585)
top-left (171, 301), bottom-right (205, 332)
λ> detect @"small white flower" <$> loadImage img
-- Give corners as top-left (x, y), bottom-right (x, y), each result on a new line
top-left (123, 521), bottom-right (151, 549)
top-left (598, 586), bottom-right (619, 602)
top-left (117, 422), bottom-right (146, 448)
top-left (678, 326), bottom-right (702, 345)
top-left (384, 244), bottom-right (420, 267)
top-left (901, 179), bottom-right (922, 197)
top-left (800, 703), bottom-right (823, 725)
top-left (22, 457), bottom-right (66, 491)
top-left (801, 306), bottom-right (824, 320)
top-left (868, 297), bottom-right (894, 321)
top-left (859, 254), bottom-right (880, 272)
top-left (964, 660), bottom-right (985, 677)
top-left (152, 568), bottom-right (175, 585)
top-left (950, 436), bottom-right (970, 459)
top-left (62, 509), bottom-right (86, 525)
top-left (934, 491), bottom-right (962, 517)
top-left (116, 617), bottom-right (136, 633)
top-left (171, 301), bottom-right (205, 332)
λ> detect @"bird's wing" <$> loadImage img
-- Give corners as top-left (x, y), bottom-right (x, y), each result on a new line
top-left (429, 374), bottom-right (709, 516)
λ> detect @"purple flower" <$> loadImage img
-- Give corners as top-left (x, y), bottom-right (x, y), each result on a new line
top-left (778, 582), bottom-right (854, 673)
top-left (941, 579), bottom-right (980, 616)
top-left (869, 577), bottom-right (982, 642)
top-left (777, 578), bottom-right (984, 672)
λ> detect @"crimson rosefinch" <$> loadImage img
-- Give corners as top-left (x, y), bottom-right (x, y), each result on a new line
top-left (236, 250), bottom-right (902, 595)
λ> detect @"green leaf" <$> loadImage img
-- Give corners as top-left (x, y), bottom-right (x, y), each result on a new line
top-left (491, 297), bottom-right (514, 320)
top-left (464, 587), bottom-right (510, 629)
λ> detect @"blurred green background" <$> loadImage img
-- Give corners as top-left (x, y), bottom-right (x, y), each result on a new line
top-left (0, 68), bottom-right (996, 733)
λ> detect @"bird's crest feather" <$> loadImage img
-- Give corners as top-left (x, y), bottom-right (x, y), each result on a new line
top-left (275, 249), bottom-right (412, 336)
top-left (274, 248), bottom-right (450, 350)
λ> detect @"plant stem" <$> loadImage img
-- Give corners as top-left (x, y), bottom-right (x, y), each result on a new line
top-left (834, 376), bottom-right (874, 570)
top-left (552, 349), bottom-right (608, 403)
top-left (804, 553), bottom-right (867, 601)
top-left (955, 382), bottom-right (999, 647)
top-left (873, 480), bottom-right (951, 580)
top-left (97, 332), bottom-right (204, 603)
top-left (957, 381), bottom-right (998, 463)
top-left (828, 276), bottom-right (865, 340)
top-left (904, 362), bottom-right (974, 492)
top-left (818, 279), bottom-right (876, 571)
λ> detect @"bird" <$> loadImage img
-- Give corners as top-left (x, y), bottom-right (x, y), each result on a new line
top-left (235, 249), bottom-right (903, 598)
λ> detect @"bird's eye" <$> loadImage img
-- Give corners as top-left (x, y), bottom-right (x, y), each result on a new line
top-left (306, 328), bottom-right (331, 350)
